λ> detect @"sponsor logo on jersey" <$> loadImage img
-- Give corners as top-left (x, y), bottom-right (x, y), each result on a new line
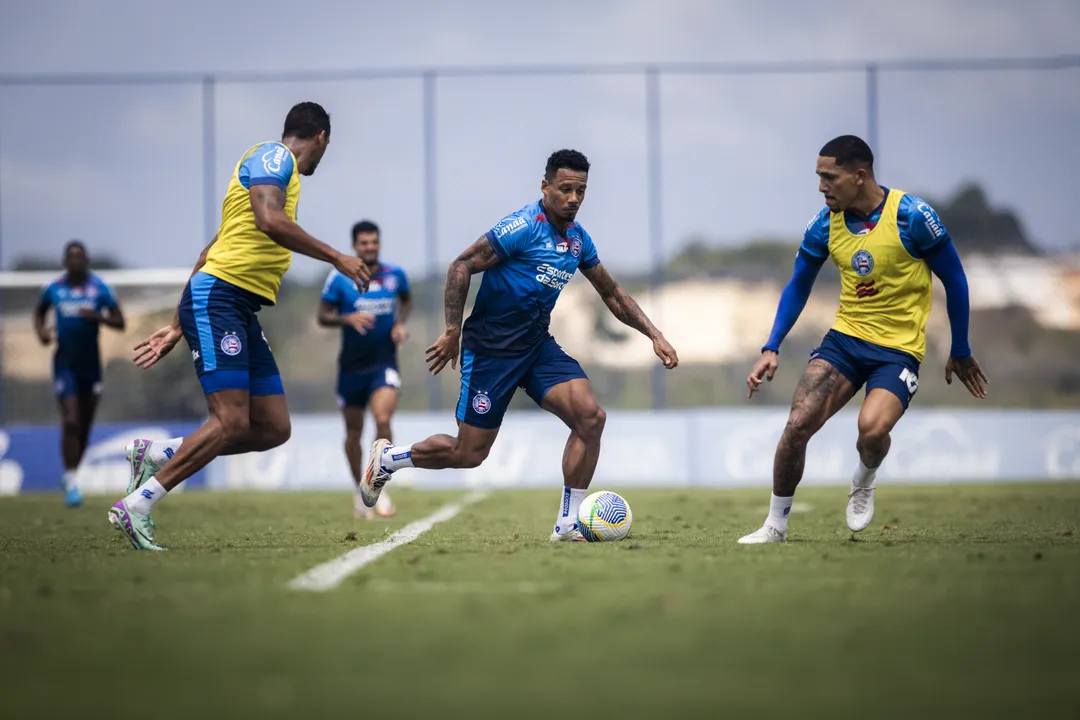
top-left (535, 263), bottom-right (574, 290)
top-left (353, 297), bottom-right (396, 316)
top-left (855, 280), bottom-right (879, 298)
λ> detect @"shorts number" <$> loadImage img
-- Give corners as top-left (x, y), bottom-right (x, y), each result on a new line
top-left (899, 368), bottom-right (919, 395)
top-left (385, 368), bottom-right (402, 389)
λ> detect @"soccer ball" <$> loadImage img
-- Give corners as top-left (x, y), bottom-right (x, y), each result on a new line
top-left (576, 491), bottom-right (633, 542)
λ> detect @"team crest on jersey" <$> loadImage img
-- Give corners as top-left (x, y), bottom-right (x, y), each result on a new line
top-left (570, 237), bottom-right (582, 258)
top-left (220, 332), bottom-right (242, 356)
top-left (851, 249), bottom-right (875, 277)
top-left (472, 392), bottom-right (492, 415)
top-left (383, 275), bottom-right (397, 292)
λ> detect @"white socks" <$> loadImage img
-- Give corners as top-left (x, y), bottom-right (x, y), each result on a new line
top-left (767, 493), bottom-right (794, 532)
top-left (853, 459), bottom-right (878, 488)
top-left (555, 487), bottom-right (587, 534)
top-left (382, 445), bottom-right (415, 472)
top-left (63, 470), bottom-right (77, 491)
top-left (125, 478), bottom-right (167, 515)
top-left (148, 438), bottom-right (183, 469)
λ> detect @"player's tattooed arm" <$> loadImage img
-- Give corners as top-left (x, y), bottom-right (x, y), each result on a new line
top-left (248, 185), bottom-right (370, 289)
top-left (443, 236), bottom-right (500, 331)
top-left (581, 262), bottom-right (659, 339)
top-left (582, 262), bottom-right (678, 369)
top-left (426, 236), bottom-right (500, 374)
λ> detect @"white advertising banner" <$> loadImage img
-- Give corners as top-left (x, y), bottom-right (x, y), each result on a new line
top-left (206, 409), bottom-right (1080, 491)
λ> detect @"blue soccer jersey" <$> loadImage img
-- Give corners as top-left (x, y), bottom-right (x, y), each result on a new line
top-left (40, 273), bottom-right (117, 368)
top-left (321, 263), bottom-right (410, 372)
top-left (462, 200), bottom-right (600, 357)
top-left (799, 188), bottom-right (951, 260)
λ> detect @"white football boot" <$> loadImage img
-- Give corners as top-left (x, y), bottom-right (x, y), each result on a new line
top-left (359, 439), bottom-right (393, 508)
top-left (354, 491), bottom-right (374, 519)
top-left (846, 484), bottom-right (875, 532)
top-left (737, 524), bottom-right (787, 544)
top-left (374, 489), bottom-right (396, 518)
top-left (550, 520), bottom-right (587, 543)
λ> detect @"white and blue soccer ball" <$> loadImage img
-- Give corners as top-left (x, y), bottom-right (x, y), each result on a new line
top-left (576, 491), bottom-right (633, 542)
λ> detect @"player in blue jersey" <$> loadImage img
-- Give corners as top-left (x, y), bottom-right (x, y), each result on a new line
top-left (357, 149), bottom-right (679, 541)
top-left (318, 219), bottom-right (410, 519)
top-left (32, 241), bottom-right (126, 507)
top-left (740, 135), bottom-right (988, 543)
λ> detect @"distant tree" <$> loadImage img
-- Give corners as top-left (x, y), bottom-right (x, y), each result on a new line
top-left (928, 184), bottom-right (1038, 255)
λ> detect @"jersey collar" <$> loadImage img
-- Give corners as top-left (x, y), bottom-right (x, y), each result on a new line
top-left (536, 200), bottom-right (577, 236)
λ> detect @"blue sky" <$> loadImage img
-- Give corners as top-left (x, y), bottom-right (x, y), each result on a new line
top-left (1, 0), bottom-right (1078, 281)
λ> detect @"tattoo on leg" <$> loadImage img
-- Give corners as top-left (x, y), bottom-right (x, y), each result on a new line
top-left (774, 362), bottom-right (842, 496)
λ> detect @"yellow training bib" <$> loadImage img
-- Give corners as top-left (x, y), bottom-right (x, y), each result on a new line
top-left (829, 188), bottom-right (932, 361)
top-left (201, 141), bottom-right (300, 304)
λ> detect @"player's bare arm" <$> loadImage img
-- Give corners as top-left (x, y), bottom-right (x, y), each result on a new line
top-left (132, 235), bottom-right (218, 370)
top-left (581, 262), bottom-right (678, 369)
top-left (32, 298), bottom-right (53, 345)
top-left (392, 290), bottom-right (412, 345)
top-left (249, 185), bottom-right (370, 291)
top-left (316, 299), bottom-right (376, 335)
top-left (79, 303), bottom-right (126, 330)
top-left (426, 235), bottom-right (501, 375)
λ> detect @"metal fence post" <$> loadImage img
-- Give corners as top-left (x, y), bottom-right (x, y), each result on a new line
top-left (645, 67), bottom-right (666, 410)
top-left (423, 70), bottom-right (441, 411)
top-left (866, 64), bottom-right (879, 165)
top-left (201, 76), bottom-right (217, 245)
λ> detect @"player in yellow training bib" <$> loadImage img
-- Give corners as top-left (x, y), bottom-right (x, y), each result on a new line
top-left (741, 135), bottom-right (989, 544)
top-left (107, 102), bottom-right (371, 551)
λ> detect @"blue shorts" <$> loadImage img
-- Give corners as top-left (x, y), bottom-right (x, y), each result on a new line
top-left (456, 336), bottom-right (588, 429)
top-left (178, 272), bottom-right (283, 396)
top-left (337, 366), bottom-right (402, 408)
top-left (53, 361), bottom-right (102, 397)
top-left (811, 329), bottom-right (920, 408)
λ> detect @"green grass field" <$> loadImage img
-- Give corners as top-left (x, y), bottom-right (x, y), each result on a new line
top-left (1, 483), bottom-right (1078, 718)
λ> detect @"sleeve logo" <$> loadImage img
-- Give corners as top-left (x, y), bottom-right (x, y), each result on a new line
top-left (263, 145), bottom-right (288, 175)
top-left (495, 216), bottom-right (528, 239)
top-left (915, 202), bottom-right (945, 239)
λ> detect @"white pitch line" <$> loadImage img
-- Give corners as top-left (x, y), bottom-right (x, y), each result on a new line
top-left (289, 490), bottom-right (490, 592)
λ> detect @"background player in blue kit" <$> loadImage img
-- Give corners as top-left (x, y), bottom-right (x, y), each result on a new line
top-left (33, 240), bottom-right (126, 507)
top-left (358, 150), bottom-right (680, 541)
top-left (318, 220), bottom-right (410, 519)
